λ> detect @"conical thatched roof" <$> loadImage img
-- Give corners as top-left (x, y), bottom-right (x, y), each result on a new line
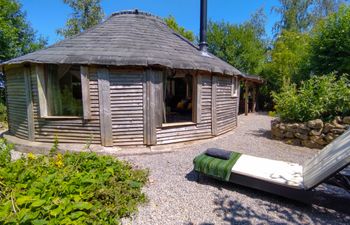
top-left (2, 10), bottom-right (241, 76)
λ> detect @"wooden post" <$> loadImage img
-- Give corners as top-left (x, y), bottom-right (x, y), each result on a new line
top-left (98, 68), bottom-right (113, 146)
top-left (236, 78), bottom-right (241, 125)
top-left (194, 73), bottom-right (202, 123)
top-left (252, 85), bottom-right (257, 113)
top-left (211, 75), bottom-right (218, 136)
top-left (36, 64), bottom-right (47, 117)
top-left (244, 81), bottom-right (249, 116)
top-left (24, 66), bottom-right (35, 141)
top-left (144, 69), bottom-right (162, 145)
top-left (81, 66), bottom-right (91, 120)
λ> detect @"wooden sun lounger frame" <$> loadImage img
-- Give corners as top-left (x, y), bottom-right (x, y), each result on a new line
top-left (196, 128), bottom-right (350, 214)
top-left (227, 167), bottom-right (350, 214)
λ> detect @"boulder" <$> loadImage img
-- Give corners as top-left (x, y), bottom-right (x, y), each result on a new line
top-left (343, 116), bottom-right (350, 124)
top-left (309, 128), bottom-right (322, 136)
top-left (331, 119), bottom-right (345, 129)
top-left (271, 119), bottom-right (280, 128)
top-left (330, 128), bottom-right (345, 134)
top-left (322, 123), bottom-right (335, 134)
top-left (294, 132), bottom-right (308, 140)
top-left (335, 116), bottom-right (343, 123)
top-left (279, 123), bottom-right (286, 131)
top-left (325, 133), bottom-right (340, 143)
top-left (285, 123), bottom-right (299, 132)
top-left (285, 139), bottom-right (301, 146)
top-left (310, 135), bottom-right (327, 146)
top-left (302, 140), bottom-right (323, 149)
top-left (271, 127), bottom-right (284, 138)
top-left (284, 131), bottom-right (295, 138)
top-left (296, 123), bottom-right (310, 134)
top-left (307, 119), bottom-right (324, 129)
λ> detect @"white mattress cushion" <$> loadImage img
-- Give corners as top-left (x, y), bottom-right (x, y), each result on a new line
top-left (231, 155), bottom-right (304, 188)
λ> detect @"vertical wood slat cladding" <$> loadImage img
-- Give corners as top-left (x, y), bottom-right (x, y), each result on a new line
top-left (109, 69), bottom-right (144, 146)
top-left (6, 67), bottom-right (29, 140)
top-left (31, 66), bottom-right (101, 144)
top-left (156, 74), bottom-right (213, 145)
top-left (216, 76), bottom-right (237, 134)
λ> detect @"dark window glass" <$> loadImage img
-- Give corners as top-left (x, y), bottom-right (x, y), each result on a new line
top-left (163, 73), bottom-right (193, 123)
top-left (46, 65), bottom-right (83, 116)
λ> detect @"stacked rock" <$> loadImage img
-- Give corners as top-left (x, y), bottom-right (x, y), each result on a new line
top-left (271, 116), bottom-right (350, 149)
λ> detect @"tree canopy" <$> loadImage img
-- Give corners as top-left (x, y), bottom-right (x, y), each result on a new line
top-left (164, 16), bottom-right (195, 42)
top-left (0, 0), bottom-right (46, 62)
top-left (310, 4), bottom-right (350, 76)
top-left (57, 0), bottom-right (104, 38)
top-left (206, 9), bottom-right (267, 74)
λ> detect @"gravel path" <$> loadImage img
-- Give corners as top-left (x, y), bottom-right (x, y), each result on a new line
top-left (121, 113), bottom-right (350, 225)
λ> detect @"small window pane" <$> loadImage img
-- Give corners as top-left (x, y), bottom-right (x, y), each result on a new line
top-left (46, 65), bottom-right (83, 116)
top-left (232, 77), bottom-right (239, 97)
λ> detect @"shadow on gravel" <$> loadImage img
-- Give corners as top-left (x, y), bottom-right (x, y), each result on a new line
top-left (185, 170), bottom-right (350, 225)
top-left (247, 128), bottom-right (272, 139)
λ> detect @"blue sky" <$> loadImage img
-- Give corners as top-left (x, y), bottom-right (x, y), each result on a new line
top-left (20, 0), bottom-right (281, 45)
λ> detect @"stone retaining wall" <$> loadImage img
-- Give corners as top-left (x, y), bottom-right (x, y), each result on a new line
top-left (271, 116), bottom-right (350, 149)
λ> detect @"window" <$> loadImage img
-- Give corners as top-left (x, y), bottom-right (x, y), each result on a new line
top-left (44, 65), bottom-right (83, 117)
top-left (231, 76), bottom-right (239, 97)
top-left (163, 72), bottom-right (194, 124)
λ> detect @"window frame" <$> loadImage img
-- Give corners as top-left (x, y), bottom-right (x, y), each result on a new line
top-left (36, 64), bottom-right (90, 120)
top-left (161, 71), bottom-right (197, 127)
top-left (231, 76), bottom-right (239, 97)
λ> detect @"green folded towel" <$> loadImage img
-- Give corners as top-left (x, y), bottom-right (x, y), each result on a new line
top-left (193, 151), bottom-right (241, 181)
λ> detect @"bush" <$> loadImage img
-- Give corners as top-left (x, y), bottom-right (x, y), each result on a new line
top-left (0, 140), bottom-right (148, 224)
top-left (0, 102), bottom-right (7, 123)
top-left (272, 74), bottom-right (350, 122)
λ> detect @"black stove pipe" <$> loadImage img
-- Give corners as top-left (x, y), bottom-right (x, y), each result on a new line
top-left (199, 0), bottom-right (208, 52)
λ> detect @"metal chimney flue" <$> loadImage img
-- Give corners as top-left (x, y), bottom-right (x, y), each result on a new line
top-left (199, 0), bottom-right (208, 52)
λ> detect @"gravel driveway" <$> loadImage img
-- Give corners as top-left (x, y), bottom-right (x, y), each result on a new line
top-left (121, 113), bottom-right (350, 225)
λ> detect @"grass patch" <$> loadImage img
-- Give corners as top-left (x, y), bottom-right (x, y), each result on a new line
top-left (0, 139), bottom-right (148, 224)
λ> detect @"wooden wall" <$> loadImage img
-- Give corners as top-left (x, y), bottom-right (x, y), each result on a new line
top-left (109, 69), bottom-right (144, 146)
top-left (31, 66), bottom-right (101, 144)
top-left (216, 76), bottom-right (238, 134)
top-left (5, 65), bottom-right (238, 147)
top-left (6, 67), bottom-right (29, 139)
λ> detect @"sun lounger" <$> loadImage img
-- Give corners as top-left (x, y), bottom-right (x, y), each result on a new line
top-left (193, 128), bottom-right (350, 213)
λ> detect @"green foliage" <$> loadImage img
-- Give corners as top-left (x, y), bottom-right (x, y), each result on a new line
top-left (272, 0), bottom-right (313, 33)
top-left (272, 74), bottom-right (350, 122)
top-left (164, 16), bottom-right (195, 42)
top-left (60, 86), bottom-right (83, 116)
top-left (272, 0), bottom-right (345, 34)
top-left (57, 0), bottom-right (104, 38)
top-left (0, 0), bottom-right (47, 62)
top-left (0, 139), bottom-right (12, 167)
top-left (310, 4), bottom-right (350, 76)
top-left (0, 141), bottom-right (148, 224)
top-left (49, 136), bottom-right (59, 157)
top-left (263, 30), bottom-right (311, 89)
top-left (207, 9), bottom-right (267, 74)
top-left (0, 102), bottom-right (7, 123)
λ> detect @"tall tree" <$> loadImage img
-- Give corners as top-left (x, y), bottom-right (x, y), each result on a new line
top-left (263, 31), bottom-right (311, 88)
top-left (311, 0), bottom-right (347, 20)
top-left (310, 4), bottom-right (350, 76)
top-left (0, 0), bottom-right (47, 62)
top-left (273, 0), bottom-right (313, 33)
top-left (164, 16), bottom-right (195, 42)
top-left (206, 9), bottom-right (267, 74)
top-left (57, 0), bottom-right (104, 38)
top-left (272, 0), bottom-right (347, 34)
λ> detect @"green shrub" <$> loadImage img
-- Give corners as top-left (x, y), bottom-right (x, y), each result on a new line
top-left (0, 102), bottom-right (7, 123)
top-left (272, 74), bottom-right (350, 122)
top-left (0, 140), bottom-right (148, 224)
